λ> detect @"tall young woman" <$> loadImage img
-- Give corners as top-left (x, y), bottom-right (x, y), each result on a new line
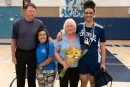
top-left (77, 1), bottom-right (106, 87)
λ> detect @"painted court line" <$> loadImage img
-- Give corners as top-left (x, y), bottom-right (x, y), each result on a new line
top-left (106, 63), bottom-right (124, 65)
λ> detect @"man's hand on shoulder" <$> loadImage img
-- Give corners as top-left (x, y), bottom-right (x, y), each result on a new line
top-left (56, 31), bottom-right (62, 41)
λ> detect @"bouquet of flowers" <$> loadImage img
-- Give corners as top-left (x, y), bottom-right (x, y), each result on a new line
top-left (59, 46), bottom-right (82, 78)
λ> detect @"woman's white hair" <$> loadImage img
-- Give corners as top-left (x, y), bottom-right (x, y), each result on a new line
top-left (62, 18), bottom-right (77, 34)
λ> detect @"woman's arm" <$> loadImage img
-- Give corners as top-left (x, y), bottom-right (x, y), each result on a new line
top-left (39, 56), bottom-right (54, 70)
top-left (39, 56), bottom-right (54, 67)
top-left (54, 48), bottom-right (69, 70)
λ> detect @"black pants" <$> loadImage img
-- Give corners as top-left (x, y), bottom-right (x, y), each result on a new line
top-left (15, 48), bottom-right (37, 87)
top-left (58, 63), bottom-right (79, 87)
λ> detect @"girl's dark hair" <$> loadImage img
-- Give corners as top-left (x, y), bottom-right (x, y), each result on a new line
top-left (83, 0), bottom-right (96, 12)
top-left (35, 27), bottom-right (49, 56)
top-left (24, 2), bottom-right (36, 9)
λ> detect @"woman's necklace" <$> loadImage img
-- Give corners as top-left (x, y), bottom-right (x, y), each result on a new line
top-left (67, 34), bottom-right (75, 42)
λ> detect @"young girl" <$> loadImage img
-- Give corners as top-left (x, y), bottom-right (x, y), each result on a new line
top-left (35, 28), bottom-right (55, 87)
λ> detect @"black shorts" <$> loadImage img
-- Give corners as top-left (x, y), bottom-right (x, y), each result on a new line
top-left (78, 52), bottom-right (100, 76)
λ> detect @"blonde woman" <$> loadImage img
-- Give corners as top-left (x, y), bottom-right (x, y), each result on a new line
top-left (54, 18), bottom-right (81, 87)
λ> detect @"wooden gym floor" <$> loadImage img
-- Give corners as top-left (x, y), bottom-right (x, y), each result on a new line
top-left (0, 40), bottom-right (130, 87)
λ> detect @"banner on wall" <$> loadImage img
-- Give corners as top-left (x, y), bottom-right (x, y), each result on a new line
top-left (60, 0), bottom-right (86, 17)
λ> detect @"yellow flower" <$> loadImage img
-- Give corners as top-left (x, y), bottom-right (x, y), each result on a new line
top-left (74, 50), bottom-right (81, 57)
top-left (60, 46), bottom-right (82, 78)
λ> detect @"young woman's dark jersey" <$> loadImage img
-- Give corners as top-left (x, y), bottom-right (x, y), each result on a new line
top-left (76, 22), bottom-right (106, 63)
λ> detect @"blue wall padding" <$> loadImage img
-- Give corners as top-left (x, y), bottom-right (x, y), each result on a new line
top-left (37, 17), bottom-right (130, 40)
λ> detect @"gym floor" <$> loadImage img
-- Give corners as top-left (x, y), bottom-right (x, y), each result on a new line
top-left (0, 40), bottom-right (130, 87)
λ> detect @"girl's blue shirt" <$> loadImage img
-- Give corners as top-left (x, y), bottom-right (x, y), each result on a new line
top-left (36, 42), bottom-right (55, 70)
